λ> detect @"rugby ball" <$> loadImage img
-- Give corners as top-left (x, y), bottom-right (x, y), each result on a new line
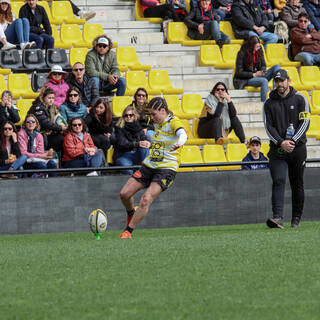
top-left (88, 209), bottom-right (108, 234)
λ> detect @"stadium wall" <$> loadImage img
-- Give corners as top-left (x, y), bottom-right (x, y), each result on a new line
top-left (1, 168), bottom-right (320, 235)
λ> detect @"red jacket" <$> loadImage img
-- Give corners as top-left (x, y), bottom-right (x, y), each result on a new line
top-left (62, 132), bottom-right (96, 162)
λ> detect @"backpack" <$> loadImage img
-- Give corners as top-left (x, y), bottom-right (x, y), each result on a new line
top-left (273, 21), bottom-right (289, 44)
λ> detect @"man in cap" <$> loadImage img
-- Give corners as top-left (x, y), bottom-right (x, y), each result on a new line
top-left (242, 136), bottom-right (269, 170)
top-left (85, 35), bottom-right (126, 96)
top-left (263, 69), bottom-right (310, 228)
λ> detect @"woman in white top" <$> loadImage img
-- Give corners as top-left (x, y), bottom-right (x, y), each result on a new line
top-left (0, 0), bottom-right (35, 50)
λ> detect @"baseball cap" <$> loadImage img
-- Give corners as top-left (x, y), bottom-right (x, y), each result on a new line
top-left (97, 37), bottom-right (109, 46)
top-left (274, 69), bottom-right (289, 81)
top-left (249, 136), bottom-right (261, 145)
top-left (0, 0), bottom-right (10, 4)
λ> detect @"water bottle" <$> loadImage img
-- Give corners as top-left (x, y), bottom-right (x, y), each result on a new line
top-left (286, 123), bottom-right (295, 140)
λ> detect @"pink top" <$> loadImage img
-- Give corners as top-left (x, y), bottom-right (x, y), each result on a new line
top-left (18, 128), bottom-right (45, 158)
top-left (43, 79), bottom-right (69, 108)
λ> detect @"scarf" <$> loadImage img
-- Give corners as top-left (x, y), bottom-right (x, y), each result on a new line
top-left (205, 94), bottom-right (231, 130)
top-left (26, 129), bottom-right (38, 154)
top-left (50, 78), bottom-right (64, 85)
top-left (68, 102), bottom-right (80, 112)
top-left (124, 121), bottom-right (142, 137)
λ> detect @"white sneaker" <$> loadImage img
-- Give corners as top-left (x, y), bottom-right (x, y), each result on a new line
top-left (86, 171), bottom-right (98, 176)
top-left (80, 10), bottom-right (96, 21)
top-left (29, 41), bottom-right (36, 49)
top-left (20, 42), bottom-right (30, 51)
top-left (2, 42), bottom-right (16, 50)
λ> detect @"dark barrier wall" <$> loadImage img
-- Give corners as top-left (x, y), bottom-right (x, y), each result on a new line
top-left (1, 168), bottom-right (320, 235)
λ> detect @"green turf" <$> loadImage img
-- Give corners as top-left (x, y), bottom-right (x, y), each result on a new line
top-left (0, 222), bottom-right (320, 320)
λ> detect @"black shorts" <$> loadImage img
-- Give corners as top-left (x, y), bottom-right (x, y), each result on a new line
top-left (132, 165), bottom-right (176, 191)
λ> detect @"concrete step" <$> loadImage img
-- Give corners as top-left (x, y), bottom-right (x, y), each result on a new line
top-left (74, 0), bottom-right (134, 8)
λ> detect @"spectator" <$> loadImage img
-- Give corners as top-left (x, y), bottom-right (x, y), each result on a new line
top-left (256, 0), bottom-right (275, 28)
top-left (302, 0), bottom-right (320, 31)
top-left (231, 0), bottom-right (278, 46)
top-left (62, 117), bottom-right (103, 176)
top-left (197, 81), bottom-right (245, 144)
top-left (0, 121), bottom-right (27, 178)
top-left (18, 114), bottom-right (57, 178)
top-left (85, 35), bottom-right (126, 96)
top-left (139, 0), bottom-right (181, 21)
top-left (28, 86), bottom-right (67, 153)
top-left (43, 65), bottom-right (69, 109)
top-left (242, 136), bottom-right (269, 169)
top-left (0, 90), bottom-right (20, 127)
top-left (0, 0), bottom-right (35, 50)
top-left (291, 12), bottom-right (320, 65)
top-left (112, 106), bottom-right (150, 175)
top-left (66, 62), bottom-right (99, 111)
top-left (184, 0), bottom-right (230, 47)
top-left (211, 0), bottom-right (232, 21)
top-left (85, 98), bottom-right (113, 153)
top-left (166, 0), bottom-right (188, 21)
top-left (19, 0), bottom-right (54, 49)
top-left (280, 0), bottom-right (308, 30)
top-left (59, 87), bottom-right (87, 124)
top-left (233, 36), bottom-right (281, 101)
top-left (53, 0), bottom-right (96, 21)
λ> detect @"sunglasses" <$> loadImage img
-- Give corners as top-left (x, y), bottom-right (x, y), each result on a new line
top-left (97, 44), bottom-right (108, 49)
top-left (216, 88), bottom-right (226, 92)
top-left (69, 93), bottom-right (79, 97)
top-left (137, 94), bottom-right (146, 97)
top-left (124, 114), bottom-right (134, 118)
top-left (299, 19), bottom-right (308, 23)
top-left (3, 127), bottom-right (13, 131)
top-left (72, 123), bottom-right (82, 127)
top-left (73, 68), bottom-right (84, 72)
top-left (26, 120), bottom-right (36, 124)
top-left (52, 72), bottom-right (62, 76)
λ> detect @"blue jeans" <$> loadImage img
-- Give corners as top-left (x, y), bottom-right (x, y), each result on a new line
top-left (0, 155), bottom-right (27, 177)
top-left (204, 20), bottom-right (230, 44)
top-left (294, 52), bottom-right (320, 66)
top-left (215, 9), bottom-right (226, 21)
top-left (30, 32), bottom-right (54, 49)
top-left (247, 64), bottom-right (281, 102)
top-left (92, 76), bottom-right (126, 96)
top-left (248, 31), bottom-right (278, 48)
top-left (24, 160), bottom-right (57, 177)
top-left (5, 18), bottom-right (30, 44)
top-left (115, 148), bottom-right (149, 175)
top-left (64, 151), bottom-right (103, 174)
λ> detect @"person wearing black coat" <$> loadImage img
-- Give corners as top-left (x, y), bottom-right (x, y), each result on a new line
top-left (112, 106), bottom-right (150, 175)
top-left (19, 0), bottom-right (54, 49)
top-left (0, 91), bottom-right (20, 128)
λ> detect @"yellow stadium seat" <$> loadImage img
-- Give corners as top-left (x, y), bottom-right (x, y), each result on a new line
top-left (8, 74), bottom-right (39, 99)
top-left (149, 70), bottom-right (184, 95)
top-left (200, 45), bottom-right (229, 68)
top-left (163, 95), bottom-right (188, 119)
top-left (11, 1), bottom-right (23, 17)
top-left (51, 1), bottom-right (85, 24)
top-left (107, 148), bottom-right (114, 165)
top-left (0, 68), bottom-right (10, 75)
top-left (300, 66), bottom-right (320, 90)
top-left (306, 115), bottom-right (320, 139)
top-left (167, 22), bottom-right (204, 46)
top-left (135, 0), bottom-right (162, 23)
top-left (266, 43), bottom-right (300, 67)
top-left (51, 25), bottom-right (68, 49)
top-left (222, 44), bottom-right (241, 68)
top-left (202, 144), bottom-right (231, 170)
top-left (83, 24), bottom-right (105, 48)
top-left (219, 21), bottom-right (243, 44)
top-left (181, 94), bottom-right (204, 118)
top-left (60, 24), bottom-right (88, 48)
top-left (298, 90), bottom-right (312, 112)
top-left (225, 143), bottom-right (247, 170)
top-left (179, 145), bottom-right (205, 172)
top-left (125, 71), bottom-right (161, 96)
top-left (227, 130), bottom-right (242, 143)
top-left (282, 67), bottom-right (308, 91)
top-left (38, 1), bottom-right (55, 25)
top-left (181, 119), bottom-right (206, 145)
top-left (112, 96), bottom-right (132, 117)
top-left (311, 90), bottom-right (320, 115)
top-left (191, 118), bottom-right (214, 144)
top-left (260, 142), bottom-right (270, 159)
top-left (0, 74), bottom-right (7, 96)
top-left (116, 47), bottom-right (151, 71)
top-left (16, 99), bottom-right (34, 126)
top-left (69, 47), bottom-right (89, 66)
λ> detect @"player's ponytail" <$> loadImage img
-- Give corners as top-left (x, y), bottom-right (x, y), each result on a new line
top-left (148, 97), bottom-right (173, 116)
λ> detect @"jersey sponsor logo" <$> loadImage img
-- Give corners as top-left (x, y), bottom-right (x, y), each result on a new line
top-left (299, 112), bottom-right (310, 120)
top-left (133, 170), bottom-right (142, 178)
top-left (150, 141), bottom-right (165, 162)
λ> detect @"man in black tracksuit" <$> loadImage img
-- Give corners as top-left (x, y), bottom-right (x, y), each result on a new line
top-left (263, 69), bottom-right (310, 228)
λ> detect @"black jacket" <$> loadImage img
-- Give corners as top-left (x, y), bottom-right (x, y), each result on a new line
top-left (231, 0), bottom-right (268, 39)
top-left (263, 87), bottom-right (310, 149)
top-left (19, 4), bottom-right (52, 35)
top-left (66, 74), bottom-right (99, 107)
top-left (0, 140), bottom-right (21, 166)
top-left (233, 46), bottom-right (266, 89)
top-left (85, 109), bottom-right (113, 135)
top-left (0, 105), bottom-right (20, 127)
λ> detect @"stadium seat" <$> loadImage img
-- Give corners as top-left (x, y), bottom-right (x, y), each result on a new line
top-left (163, 95), bottom-right (189, 119)
top-left (300, 66), bottom-right (320, 90)
top-left (46, 48), bottom-right (71, 69)
top-left (51, 25), bottom-right (68, 49)
top-left (181, 119), bottom-right (206, 145)
top-left (107, 148), bottom-right (114, 165)
top-left (266, 43), bottom-right (300, 67)
top-left (69, 47), bottom-right (89, 66)
top-left (179, 145), bottom-right (206, 172)
top-left (8, 74), bottom-right (39, 99)
top-left (282, 67), bottom-right (310, 91)
top-left (0, 49), bottom-right (23, 70)
top-left (60, 24), bottom-right (88, 48)
top-left (202, 144), bottom-right (231, 170)
top-left (0, 67), bottom-right (10, 75)
top-left (22, 49), bottom-right (47, 70)
top-left (149, 70), bottom-right (184, 94)
top-left (181, 94), bottom-right (204, 118)
top-left (10, 1), bottom-right (23, 17)
top-left (191, 118), bottom-right (214, 144)
top-left (38, 1), bottom-right (55, 25)
top-left (222, 44), bottom-right (241, 68)
top-left (16, 99), bottom-right (34, 126)
top-left (311, 90), bottom-right (320, 115)
top-left (83, 24), bottom-right (105, 48)
top-left (0, 74), bottom-right (7, 96)
top-left (167, 22), bottom-right (204, 46)
top-left (219, 21), bottom-right (243, 44)
top-left (51, 1), bottom-right (86, 24)
top-left (225, 143), bottom-right (247, 170)
top-left (200, 45), bottom-right (229, 68)
top-left (298, 91), bottom-right (312, 112)
top-left (135, 0), bottom-right (162, 23)
top-left (306, 115), bottom-right (320, 139)
top-left (227, 130), bottom-right (242, 143)
top-left (260, 142), bottom-right (270, 159)
top-left (125, 71), bottom-right (161, 96)
top-left (116, 47), bottom-right (151, 71)
top-left (31, 72), bottom-right (48, 92)
top-left (112, 96), bottom-right (132, 117)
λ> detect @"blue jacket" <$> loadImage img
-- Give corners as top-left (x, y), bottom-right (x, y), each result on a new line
top-left (59, 103), bottom-right (87, 124)
top-left (242, 151), bottom-right (268, 170)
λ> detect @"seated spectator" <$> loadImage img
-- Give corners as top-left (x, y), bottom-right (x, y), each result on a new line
top-left (85, 98), bottom-right (113, 153)
top-left (274, 0), bottom-right (287, 12)
top-left (28, 86), bottom-right (67, 153)
top-left (233, 36), bottom-right (281, 101)
top-left (281, 0), bottom-right (309, 30)
top-left (18, 114), bottom-right (57, 177)
top-left (85, 35), bottom-right (126, 96)
top-left (197, 81), bottom-right (245, 144)
top-left (59, 87), bottom-right (87, 124)
top-left (184, 0), bottom-right (230, 47)
top-left (256, 0), bottom-right (275, 28)
top-left (231, 0), bottom-right (278, 46)
top-left (19, 0), bottom-right (54, 49)
top-left (242, 136), bottom-right (268, 170)
top-left (112, 106), bottom-right (150, 175)
top-left (66, 62), bottom-right (99, 111)
top-left (53, 0), bottom-right (96, 21)
top-left (302, 0), bottom-right (320, 31)
top-left (0, 90), bottom-right (20, 127)
top-left (166, 0), bottom-right (188, 21)
top-left (62, 117), bottom-right (103, 176)
top-left (0, 0), bottom-right (36, 50)
top-left (139, 0), bottom-right (181, 21)
top-left (291, 12), bottom-right (320, 65)
top-left (0, 121), bottom-right (27, 178)
top-left (43, 65), bottom-right (70, 109)
top-left (211, 0), bottom-right (233, 21)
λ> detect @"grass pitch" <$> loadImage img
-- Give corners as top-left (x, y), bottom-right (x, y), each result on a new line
top-left (1, 222), bottom-right (320, 320)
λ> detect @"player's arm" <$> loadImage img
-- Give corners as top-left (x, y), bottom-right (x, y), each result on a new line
top-left (292, 93), bottom-right (310, 144)
top-left (170, 128), bottom-right (187, 151)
